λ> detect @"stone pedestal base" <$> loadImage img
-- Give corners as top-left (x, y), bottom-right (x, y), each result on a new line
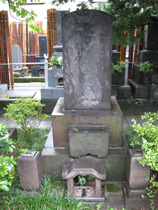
top-left (41, 85), bottom-right (63, 100)
top-left (18, 151), bottom-right (43, 190)
top-left (51, 97), bottom-right (123, 148)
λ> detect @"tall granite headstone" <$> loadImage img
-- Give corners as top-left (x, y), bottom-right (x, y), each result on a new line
top-left (63, 10), bottom-right (112, 110)
top-left (11, 44), bottom-right (23, 68)
top-left (39, 36), bottom-right (47, 56)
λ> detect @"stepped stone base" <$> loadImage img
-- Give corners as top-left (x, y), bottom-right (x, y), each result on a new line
top-left (128, 79), bottom-right (150, 98)
top-left (41, 129), bottom-right (128, 181)
top-left (41, 85), bottom-right (63, 100)
top-left (51, 97), bottom-right (123, 148)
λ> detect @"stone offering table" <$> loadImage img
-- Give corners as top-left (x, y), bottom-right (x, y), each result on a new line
top-left (62, 158), bottom-right (106, 201)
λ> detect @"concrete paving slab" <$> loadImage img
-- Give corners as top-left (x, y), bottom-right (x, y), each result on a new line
top-left (0, 90), bottom-right (36, 100)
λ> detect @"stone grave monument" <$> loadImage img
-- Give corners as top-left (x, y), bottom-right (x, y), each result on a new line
top-left (11, 44), bottom-right (23, 69)
top-left (41, 10), bottom-right (69, 100)
top-left (129, 20), bottom-right (158, 99)
top-left (31, 36), bottom-right (48, 77)
top-left (42, 10), bottom-right (126, 203)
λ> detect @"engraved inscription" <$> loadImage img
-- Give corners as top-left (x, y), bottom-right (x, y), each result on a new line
top-left (81, 137), bottom-right (97, 151)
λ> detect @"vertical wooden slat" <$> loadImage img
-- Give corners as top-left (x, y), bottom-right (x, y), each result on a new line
top-left (5, 11), bottom-right (14, 88)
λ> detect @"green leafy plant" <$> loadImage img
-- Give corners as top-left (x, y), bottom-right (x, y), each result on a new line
top-left (4, 97), bottom-right (48, 137)
top-left (112, 61), bottom-right (125, 73)
top-left (49, 56), bottom-right (63, 67)
top-left (0, 123), bottom-right (16, 191)
top-left (139, 61), bottom-right (153, 73)
top-left (132, 112), bottom-right (158, 209)
top-left (124, 126), bottom-right (142, 149)
top-left (96, 203), bottom-right (102, 210)
top-left (0, 174), bottom-right (93, 210)
top-left (77, 175), bottom-right (87, 186)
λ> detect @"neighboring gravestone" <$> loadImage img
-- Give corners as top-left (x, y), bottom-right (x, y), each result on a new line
top-left (63, 10), bottom-right (112, 110)
top-left (53, 10), bottom-right (69, 58)
top-left (11, 44), bottom-right (23, 68)
top-left (39, 36), bottom-right (47, 56)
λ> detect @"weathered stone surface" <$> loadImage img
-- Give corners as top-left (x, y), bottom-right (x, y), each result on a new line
top-left (139, 50), bottom-right (158, 66)
top-left (18, 151), bottom-right (43, 190)
top-left (117, 86), bottom-right (131, 99)
top-left (150, 84), bottom-right (158, 100)
top-left (56, 10), bottom-right (69, 46)
top-left (42, 131), bottom-right (127, 180)
top-left (128, 79), bottom-right (150, 99)
top-left (112, 50), bottom-right (120, 65)
top-left (144, 22), bottom-right (158, 50)
top-left (11, 44), bottom-right (23, 68)
top-left (69, 125), bottom-right (109, 157)
top-left (39, 36), bottom-right (47, 56)
top-left (105, 183), bottom-right (123, 201)
top-left (63, 10), bottom-right (112, 110)
top-left (48, 67), bottom-right (63, 87)
top-left (126, 149), bottom-right (150, 189)
top-left (52, 97), bottom-right (123, 147)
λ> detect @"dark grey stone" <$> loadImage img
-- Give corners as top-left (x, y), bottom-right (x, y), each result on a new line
top-left (63, 10), bottom-right (112, 110)
top-left (69, 125), bottom-right (109, 157)
top-left (132, 64), bottom-right (151, 85)
top-left (117, 86), bottom-right (131, 99)
top-left (56, 10), bottom-right (69, 46)
top-left (139, 50), bottom-right (158, 66)
top-left (150, 84), bottom-right (158, 100)
top-left (144, 22), bottom-right (158, 50)
top-left (151, 74), bottom-right (158, 84)
top-left (39, 36), bottom-right (47, 56)
top-left (31, 66), bottom-right (44, 77)
top-left (112, 71), bottom-right (125, 85)
top-left (112, 50), bottom-right (120, 65)
top-left (11, 44), bottom-right (23, 68)
top-left (128, 79), bottom-right (150, 99)
top-left (35, 56), bottom-right (45, 67)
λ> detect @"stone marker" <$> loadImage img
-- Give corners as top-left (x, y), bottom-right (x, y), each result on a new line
top-left (63, 10), bottom-right (112, 110)
top-left (39, 36), bottom-right (48, 56)
top-left (11, 44), bottom-right (23, 68)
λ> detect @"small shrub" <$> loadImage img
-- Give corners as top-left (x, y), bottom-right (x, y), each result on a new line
top-left (124, 126), bottom-right (142, 149)
top-left (0, 123), bottom-right (16, 191)
top-left (4, 97), bottom-right (48, 137)
top-left (132, 112), bottom-right (158, 209)
top-left (112, 61), bottom-right (125, 73)
top-left (139, 61), bottom-right (153, 73)
top-left (49, 56), bottom-right (63, 67)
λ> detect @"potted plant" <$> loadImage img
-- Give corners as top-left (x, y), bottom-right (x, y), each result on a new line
top-left (112, 61), bottom-right (125, 85)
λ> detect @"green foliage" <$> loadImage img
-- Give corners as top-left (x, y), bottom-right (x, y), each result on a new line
top-left (132, 112), bottom-right (158, 172)
top-left (95, 0), bottom-right (158, 46)
top-left (143, 175), bottom-right (158, 210)
top-left (6, 0), bottom-right (41, 32)
top-left (124, 126), bottom-right (142, 149)
top-left (0, 123), bottom-right (16, 192)
top-left (17, 128), bottom-right (50, 152)
top-left (77, 175), bottom-right (87, 186)
top-left (4, 97), bottom-right (48, 137)
top-left (106, 207), bottom-right (126, 210)
top-left (139, 61), bottom-right (153, 73)
top-left (49, 56), bottom-right (63, 67)
top-left (0, 174), bottom-right (93, 210)
top-left (112, 61), bottom-right (125, 73)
